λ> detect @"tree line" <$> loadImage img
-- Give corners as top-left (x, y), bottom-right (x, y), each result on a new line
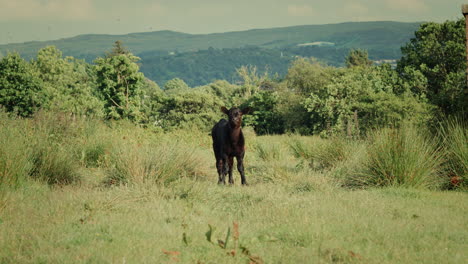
top-left (0, 19), bottom-right (466, 136)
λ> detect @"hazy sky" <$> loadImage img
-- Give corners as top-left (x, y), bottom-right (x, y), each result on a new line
top-left (0, 0), bottom-right (466, 44)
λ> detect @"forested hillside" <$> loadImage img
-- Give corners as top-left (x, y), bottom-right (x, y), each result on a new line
top-left (139, 45), bottom-right (404, 87)
top-left (0, 21), bottom-right (420, 86)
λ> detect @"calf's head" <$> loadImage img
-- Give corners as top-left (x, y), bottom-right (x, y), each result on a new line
top-left (221, 106), bottom-right (251, 127)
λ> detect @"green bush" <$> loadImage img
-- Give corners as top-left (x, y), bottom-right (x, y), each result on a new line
top-left (349, 125), bottom-right (443, 189)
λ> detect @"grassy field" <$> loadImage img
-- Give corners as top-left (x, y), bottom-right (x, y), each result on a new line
top-left (0, 113), bottom-right (467, 263)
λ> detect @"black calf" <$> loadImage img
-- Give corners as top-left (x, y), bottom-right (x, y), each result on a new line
top-left (211, 106), bottom-right (251, 185)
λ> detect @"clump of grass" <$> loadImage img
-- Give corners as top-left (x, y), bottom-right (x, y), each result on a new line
top-left (255, 141), bottom-right (282, 161)
top-left (30, 111), bottom-right (86, 142)
top-left (313, 137), bottom-right (349, 170)
top-left (289, 136), bottom-right (350, 170)
top-left (79, 142), bottom-right (108, 167)
top-left (349, 125), bottom-right (443, 189)
top-left (75, 121), bottom-right (112, 168)
top-left (329, 140), bottom-right (367, 185)
top-left (30, 143), bottom-right (81, 185)
top-left (0, 114), bottom-right (32, 190)
top-left (104, 140), bottom-right (207, 186)
top-left (439, 117), bottom-right (467, 189)
top-left (289, 137), bottom-right (315, 160)
top-left (24, 112), bottom-right (83, 185)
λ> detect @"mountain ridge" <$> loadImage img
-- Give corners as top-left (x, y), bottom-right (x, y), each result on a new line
top-left (0, 21), bottom-right (420, 60)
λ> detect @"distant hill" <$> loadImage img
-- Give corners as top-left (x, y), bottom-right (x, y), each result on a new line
top-left (0, 21), bottom-right (420, 86)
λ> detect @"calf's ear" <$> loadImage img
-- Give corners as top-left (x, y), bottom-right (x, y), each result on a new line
top-left (241, 107), bottom-right (251, 115)
top-left (221, 106), bottom-right (229, 115)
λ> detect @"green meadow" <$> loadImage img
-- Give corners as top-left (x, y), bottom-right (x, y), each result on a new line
top-left (1, 113), bottom-right (466, 263)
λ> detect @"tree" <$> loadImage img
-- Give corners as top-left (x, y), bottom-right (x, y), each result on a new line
top-left (140, 78), bottom-right (165, 128)
top-left (285, 57), bottom-right (336, 95)
top-left (33, 46), bottom-right (103, 117)
top-left (345, 49), bottom-right (373, 68)
top-left (95, 42), bottom-right (145, 121)
top-left (236, 65), bottom-right (266, 97)
top-left (397, 19), bottom-right (467, 115)
top-left (0, 52), bottom-right (43, 116)
top-left (107, 40), bottom-right (130, 57)
top-left (163, 78), bottom-right (190, 94)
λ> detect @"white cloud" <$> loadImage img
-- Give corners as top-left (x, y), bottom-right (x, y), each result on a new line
top-left (385, 0), bottom-right (428, 13)
top-left (0, 0), bottom-right (96, 21)
top-left (287, 4), bottom-right (314, 17)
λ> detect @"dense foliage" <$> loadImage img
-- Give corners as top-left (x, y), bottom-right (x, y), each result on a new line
top-left (0, 53), bottom-right (43, 116)
top-left (398, 19), bottom-right (467, 115)
top-left (0, 19), bottom-right (465, 137)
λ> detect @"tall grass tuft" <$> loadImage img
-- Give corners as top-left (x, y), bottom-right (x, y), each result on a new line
top-left (439, 117), bottom-right (467, 189)
top-left (256, 141), bottom-right (282, 161)
top-left (105, 140), bottom-right (207, 186)
top-left (27, 112), bottom-right (83, 185)
top-left (289, 136), bottom-right (350, 170)
top-left (0, 114), bottom-right (32, 190)
top-left (312, 137), bottom-right (349, 170)
top-left (30, 143), bottom-right (81, 185)
top-left (289, 137), bottom-right (314, 160)
top-left (349, 125), bottom-right (443, 189)
top-left (74, 119), bottom-right (111, 168)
